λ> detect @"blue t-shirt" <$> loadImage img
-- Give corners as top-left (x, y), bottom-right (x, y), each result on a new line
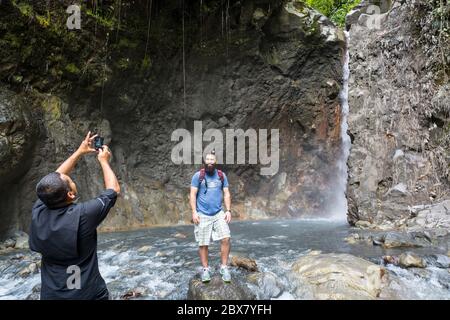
top-left (191, 169), bottom-right (229, 216)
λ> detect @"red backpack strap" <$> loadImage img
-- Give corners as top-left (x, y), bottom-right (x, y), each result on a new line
top-left (199, 168), bottom-right (205, 184)
top-left (217, 170), bottom-right (224, 188)
top-left (198, 168), bottom-right (207, 193)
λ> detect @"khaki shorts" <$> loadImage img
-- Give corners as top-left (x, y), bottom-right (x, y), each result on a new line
top-left (194, 210), bottom-right (231, 246)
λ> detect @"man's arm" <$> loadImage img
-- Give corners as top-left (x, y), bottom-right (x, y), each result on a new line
top-left (223, 187), bottom-right (232, 223)
top-left (56, 131), bottom-right (97, 175)
top-left (190, 187), bottom-right (200, 224)
top-left (79, 144), bottom-right (120, 234)
top-left (98, 146), bottom-right (120, 194)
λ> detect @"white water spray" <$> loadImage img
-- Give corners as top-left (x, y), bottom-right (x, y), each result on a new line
top-left (332, 31), bottom-right (352, 220)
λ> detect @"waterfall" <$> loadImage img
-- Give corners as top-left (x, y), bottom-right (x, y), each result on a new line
top-left (332, 31), bottom-right (351, 220)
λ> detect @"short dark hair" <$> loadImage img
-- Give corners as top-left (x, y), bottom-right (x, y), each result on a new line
top-left (36, 172), bottom-right (70, 208)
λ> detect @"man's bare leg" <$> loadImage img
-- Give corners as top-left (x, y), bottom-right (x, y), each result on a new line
top-left (199, 245), bottom-right (209, 268)
top-left (220, 237), bottom-right (230, 266)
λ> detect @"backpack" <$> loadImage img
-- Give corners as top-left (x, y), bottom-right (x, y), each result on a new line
top-left (198, 168), bottom-right (224, 194)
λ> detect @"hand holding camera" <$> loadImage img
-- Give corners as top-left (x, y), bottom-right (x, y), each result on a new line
top-left (93, 136), bottom-right (104, 151)
top-left (77, 131), bottom-right (98, 155)
top-left (97, 144), bottom-right (112, 163)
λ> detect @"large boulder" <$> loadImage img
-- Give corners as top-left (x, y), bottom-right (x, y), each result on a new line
top-left (406, 200), bottom-right (450, 231)
top-left (290, 251), bottom-right (399, 299)
top-left (398, 252), bottom-right (427, 268)
top-left (381, 232), bottom-right (431, 249)
top-left (230, 255), bottom-right (259, 272)
top-left (187, 275), bottom-right (256, 300)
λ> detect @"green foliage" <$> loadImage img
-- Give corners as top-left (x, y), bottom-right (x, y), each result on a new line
top-left (141, 56), bottom-right (152, 70)
top-left (85, 8), bottom-right (117, 29)
top-left (330, 0), bottom-right (362, 26)
top-left (36, 10), bottom-right (51, 28)
top-left (305, 0), bottom-right (362, 27)
top-left (12, 0), bottom-right (33, 17)
top-left (305, 0), bottom-right (335, 16)
top-left (65, 63), bottom-right (81, 74)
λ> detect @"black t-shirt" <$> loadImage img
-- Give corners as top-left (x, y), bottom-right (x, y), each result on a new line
top-left (29, 189), bottom-right (117, 300)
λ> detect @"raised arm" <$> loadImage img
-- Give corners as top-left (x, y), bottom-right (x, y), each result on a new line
top-left (56, 131), bottom-right (97, 175)
top-left (97, 145), bottom-right (120, 194)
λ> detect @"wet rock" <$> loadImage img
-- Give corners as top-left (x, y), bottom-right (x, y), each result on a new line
top-left (19, 262), bottom-right (39, 277)
top-left (398, 252), bottom-right (427, 268)
top-left (121, 287), bottom-right (146, 300)
top-left (172, 232), bottom-right (187, 239)
top-left (13, 231), bottom-right (29, 249)
top-left (26, 284), bottom-right (41, 300)
top-left (154, 249), bottom-right (175, 257)
top-left (344, 233), bottom-right (361, 244)
top-left (230, 255), bottom-right (258, 272)
top-left (426, 254), bottom-right (450, 269)
top-left (290, 252), bottom-right (398, 299)
top-left (372, 234), bottom-right (385, 246)
top-left (406, 200), bottom-right (450, 231)
top-left (137, 245), bottom-right (152, 253)
top-left (0, 247), bottom-right (14, 254)
top-left (382, 232), bottom-right (430, 249)
top-left (2, 238), bottom-right (16, 249)
top-left (121, 269), bottom-right (141, 276)
top-left (355, 220), bottom-right (373, 229)
top-left (11, 253), bottom-right (25, 260)
top-left (247, 271), bottom-right (285, 299)
top-left (187, 275), bottom-right (255, 300)
top-left (382, 255), bottom-right (399, 265)
top-left (106, 280), bottom-right (123, 300)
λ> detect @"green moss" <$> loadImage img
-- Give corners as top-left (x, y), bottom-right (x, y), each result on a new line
top-left (65, 63), bottom-right (81, 74)
top-left (41, 96), bottom-right (62, 121)
top-left (12, 1), bottom-right (33, 17)
top-left (305, 0), bottom-right (362, 27)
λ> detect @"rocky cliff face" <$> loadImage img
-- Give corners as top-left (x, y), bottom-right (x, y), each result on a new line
top-left (346, 0), bottom-right (450, 229)
top-left (0, 0), bottom-right (346, 238)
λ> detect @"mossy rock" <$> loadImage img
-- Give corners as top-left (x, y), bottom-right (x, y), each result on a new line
top-left (41, 96), bottom-right (62, 121)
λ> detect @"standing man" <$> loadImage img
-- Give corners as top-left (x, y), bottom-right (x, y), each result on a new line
top-left (190, 152), bottom-right (232, 283)
top-left (29, 132), bottom-right (120, 300)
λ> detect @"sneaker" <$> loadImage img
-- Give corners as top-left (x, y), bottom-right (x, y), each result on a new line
top-left (201, 267), bottom-right (211, 283)
top-left (220, 265), bottom-right (231, 283)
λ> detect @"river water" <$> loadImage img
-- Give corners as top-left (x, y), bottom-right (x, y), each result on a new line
top-left (0, 219), bottom-right (449, 300)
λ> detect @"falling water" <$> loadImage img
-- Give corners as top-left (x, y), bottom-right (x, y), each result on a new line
top-left (332, 31), bottom-right (352, 220)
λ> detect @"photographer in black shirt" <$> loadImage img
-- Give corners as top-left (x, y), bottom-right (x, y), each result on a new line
top-left (29, 132), bottom-right (120, 300)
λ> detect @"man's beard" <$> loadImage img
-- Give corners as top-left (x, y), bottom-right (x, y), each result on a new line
top-left (205, 164), bottom-right (216, 175)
